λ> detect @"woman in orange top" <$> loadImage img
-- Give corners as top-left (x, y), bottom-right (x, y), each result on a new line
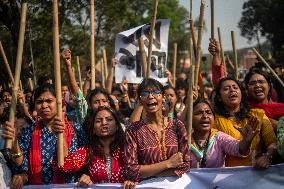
top-left (213, 77), bottom-right (277, 168)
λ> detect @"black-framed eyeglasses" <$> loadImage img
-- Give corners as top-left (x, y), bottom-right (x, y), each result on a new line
top-left (140, 89), bottom-right (161, 98)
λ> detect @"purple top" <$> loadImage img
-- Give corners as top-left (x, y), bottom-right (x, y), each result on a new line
top-left (190, 131), bottom-right (242, 168)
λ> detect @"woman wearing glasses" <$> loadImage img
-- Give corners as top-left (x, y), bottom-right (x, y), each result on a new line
top-left (244, 69), bottom-right (284, 131)
top-left (124, 78), bottom-right (190, 184)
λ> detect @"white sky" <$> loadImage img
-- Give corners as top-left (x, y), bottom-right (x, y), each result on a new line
top-left (179, 0), bottom-right (266, 51)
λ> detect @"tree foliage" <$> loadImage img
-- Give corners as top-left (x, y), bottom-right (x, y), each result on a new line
top-left (238, 0), bottom-right (284, 62)
top-left (0, 0), bottom-right (190, 86)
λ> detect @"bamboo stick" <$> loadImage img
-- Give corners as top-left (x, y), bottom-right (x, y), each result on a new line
top-left (90, 0), bottom-right (96, 89)
top-left (189, 19), bottom-right (197, 59)
top-left (194, 0), bottom-right (205, 88)
top-left (0, 41), bottom-right (15, 84)
top-left (138, 37), bottom-right (148, 78)
top-left (76, 56), bottom-right (83, 91)
top-left (252, 48), bottom-right (284, 89)
top-left (28, 78), bottom-right (34, 91)
top-left (231, 31), bottom-right (238, 80)
top-left (53, 0), bottom-right (64, 166)
top-left (147, 0), bottom-right (159, 78)
top-left (102, 48), bottom-right (108, 79)
top-left (217, 27), bottom-right (226, 75)
top-left (210, 0), bottom-right (215, 39)
top-left (186, 65), bottom-right (195, 146)
top-left (188, 0), bottom-right (193, 67)
top-left (5, 3), bottom-right (27, 149)
top-left (225, 54), bottom-right (235, 70)
top-left (101, 58), bottom-right (105, 89)
top-left (172, 43), bottom-right (177, 87)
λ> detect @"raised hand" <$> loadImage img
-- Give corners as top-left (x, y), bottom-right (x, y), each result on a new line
top-left (234, 116), bottom-right (259, 142)
top-left (208, 38), bottom-right (220, 56)
top-left (61, 49), bottom-right (72, 67)
top-left (111, 56), bottom-right (118, 68)
top-left (121, 79), bottom-right (129, 92)
top-left (165, 69), bottom-right (173, 80)
top-left (166, 152), bottom-right (184, 169)
top-left (77, 174), bottom-right (93, 187)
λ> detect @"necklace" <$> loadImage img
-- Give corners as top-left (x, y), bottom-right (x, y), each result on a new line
top-left (105, 155), bottom-right (112, 182)
top-left (193, 130), bottom-right (211, 168)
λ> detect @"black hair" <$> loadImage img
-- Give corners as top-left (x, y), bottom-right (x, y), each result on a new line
top-left (37, 75), bottom-right (52, 86)
top-left (175, 79), bottom-right (188, 91)
top-left (137, 78), bottom-right (164, 99)
top-left (86, 106), bottom-right (125, 162)
top-left (244, 68), bottom-right (272, 100)
top-left (214, 77), bottom-right (250, 121)
top-left (83, 88), bottom-right (115, 134)
top-left (87, 88), bottom-right (112, 107)
top-left (33, 83), bottom-right (56, 102)
top-left (1, 88), bottom-right (12, 98)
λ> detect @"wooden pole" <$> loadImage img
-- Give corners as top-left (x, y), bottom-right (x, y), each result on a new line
top-left (102, 48), bottom-right (108, 79)
top-left (252, 48), bottom-right (284, 89)
top-left (186, 65), bottom-right (195, 146)
top-left (76, 56), bottom-right (83, 91)
top-left (101, 58), bottom-right (105, 89)
top-left (225, 54), bottom-right (235, 70)
top-left (210, 0), bottom-right (215, 39)
top-left (217, 27), bottom-right (226, 75)
top-left (90, 0), bottom-right (96, 89)
top-left (189, 19), bottom-right (197, 59)
top-left (5, 3), bottom-right (27, 149)
top-left (138, 37), bottom-right (148, 78)
top-left (194, 0), bottom-right (205, 88)
top-left (188, 0), bottom-right (193, 67)
top-left (53, 0), bottom-right (64, 166)
top-left (147, 0), bottom-right (159, 78)
top-left (0, 41), bottom-right (15, 84)
top-left (28, 78), bottom-right (34, 91)
top-left (231, 31), bottom-right (238, 80)
top-left (172, 43), bottom-right (177, 87)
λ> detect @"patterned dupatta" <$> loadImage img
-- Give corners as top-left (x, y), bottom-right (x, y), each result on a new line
top-left (190, 129), bottom-right (219, 167)
top-left (29, 116), bottom-right (73, 184)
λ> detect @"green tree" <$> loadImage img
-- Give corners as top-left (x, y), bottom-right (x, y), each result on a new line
top-left (0, 0), bottom-right (190, 86)
top-left (238, 0), bottom-right (284, 61)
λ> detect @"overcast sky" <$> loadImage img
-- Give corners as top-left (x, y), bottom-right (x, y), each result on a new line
top-left (179, 0), bottom-right (266, 51)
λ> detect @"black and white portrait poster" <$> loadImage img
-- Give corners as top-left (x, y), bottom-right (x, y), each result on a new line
top-left (115, 19), bottom-right (170, 83)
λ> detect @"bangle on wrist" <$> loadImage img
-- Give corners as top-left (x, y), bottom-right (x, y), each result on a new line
top-left (10, 152), bottom-right (23, 159)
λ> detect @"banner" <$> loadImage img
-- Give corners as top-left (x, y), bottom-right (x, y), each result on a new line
top-left (22, 164), bottom-right (284, 189)
top-left (115, 19), bottom-right (170, 83)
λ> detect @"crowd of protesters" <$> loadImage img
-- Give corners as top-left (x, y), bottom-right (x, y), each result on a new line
top-left (0, 39), bottom-right (284, 189)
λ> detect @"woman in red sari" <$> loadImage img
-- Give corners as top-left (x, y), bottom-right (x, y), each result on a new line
top-left (125, 78), bottom-right (190, 183)
top-left (56, 106), bottom-right (135, 188)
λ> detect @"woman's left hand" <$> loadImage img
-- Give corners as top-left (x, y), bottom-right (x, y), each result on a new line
top-left (124, 180), bottom-right (138, 189)
top-left (234, 116), bottom-right (259, 142)
top-left (254, 154), bottom-right (271, 169)
top-left (52, 116), bottom-right (65, 133)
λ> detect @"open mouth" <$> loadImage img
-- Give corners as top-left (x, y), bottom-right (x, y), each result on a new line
top-left (254, 88), bottom-right (265, 97)
top-left (229, 93), bottom-right (238, 100)
top-left (199, 120), bottom-right (211, 127)
top-left (147, 101), bottom-right (158, 109)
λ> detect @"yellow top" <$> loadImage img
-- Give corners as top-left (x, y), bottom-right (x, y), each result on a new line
top-left (214, 108), bottom-right (276, 167)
